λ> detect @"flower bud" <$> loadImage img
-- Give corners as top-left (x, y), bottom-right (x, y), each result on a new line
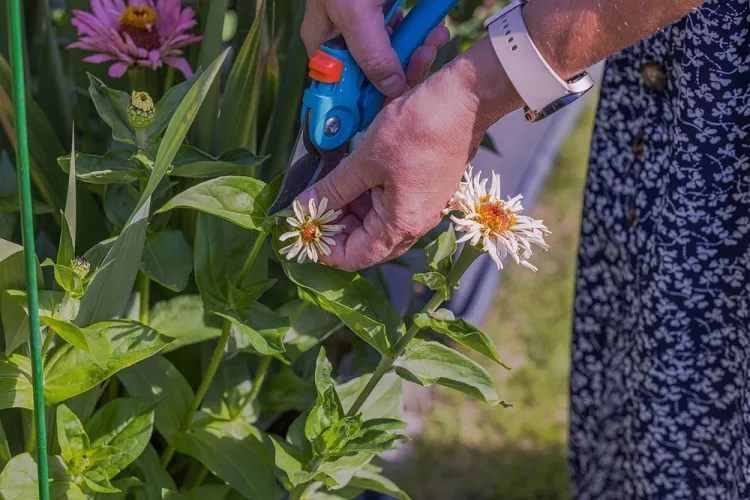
top-left (70, 257), bottom-right (91, 279)
top-left (128, 91), bottom-right (155, 128)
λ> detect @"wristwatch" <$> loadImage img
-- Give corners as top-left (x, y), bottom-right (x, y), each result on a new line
top-left (484, 0), bottom-right (594, 122)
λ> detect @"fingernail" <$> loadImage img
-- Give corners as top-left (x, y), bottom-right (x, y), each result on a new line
top-left (379, 74), bottom-right (406, 97)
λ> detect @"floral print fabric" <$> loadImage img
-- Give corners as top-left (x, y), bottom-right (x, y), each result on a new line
top-left (569, 0), bottom-right (750, 498)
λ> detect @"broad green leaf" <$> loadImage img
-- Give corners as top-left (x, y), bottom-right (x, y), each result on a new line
top-left (394, 340), bottom-right (504, 406)
top-left (56, 214), bottom-right (75, 273)
top-left (58, 151), bottom-right (144, 185)
top-left (170, 146), bottom-right (267, 179)
top-left (66, 386), bottom-right (101, 423)
top-left (269, 436), bottom-right (308, 485)
top-left (225, 279), bottom-right (277, 312)
top-left (76, 198), bottom-right (150, 326)
top-left (316, 415), bottom-right (363, 456)
top-left (57, 404), bottom-right (90, 464)
top-left (42, 317), bottom-right (111, 368)
top-left (314, 347), bottom-right (335, 397)
top-left (316, 452), bottom-right (377, 489)
top-left (1, 290), bottom-right (62, 355)
top-left (338, 425), bottom-right (406, 456)
top-left (0, 238), bottom-right (42, 292)
top-left (173, 420), bottom-right (275, 500)
top-left (202, 355), bottom-right (253, 422)
top-left (259, 365), bottom-right (315, 413)
top-left (348, 470), bottom-right (410, 500)
top-left (82, 468), bottom-right (119, 494)
top-left (281, 262), bottom-right (404, 355)
top-left (193, 215), bottom-right (268, 310)
top-left (86, 397), bottom-right (155, 477)
top-left (425, 225), bottom-right (457, 276)
top-left (337, 373), bottom-right (403, 421)
top-left (146, 71), bottom-right (201, 141)
top-left (64, 128), bottom-right (77, 247)
top-left (149, 296), bottom-right (222, 354)
top-left (212, 303), bottom-right (288, 356)
top-left (141, 231), bottom-right (193, 292)
top-left (132, 49), bottom-right (230, 220)
top-left (44, 320), bottom-right (171, 405)
top-left (0, 419), bottom-right (10, 468)
top-left (0, 354), bottom-right (33, 410)
top-left (193, 0), bottom-right (229, 152)
top-left (0, 453), bottom-right (85, 500)
top-left (216, 0), bottom-right (266, 153)
top-left (277, 300), bottom-right (342, 361)
top-left (89, 477), bottom-right (140, 500)
top-left (118, 355), bottom-right (193, 441)
top-left (412, 272), bottom-right (447, 293)
top-left (87, 74), bottom-right (134, 145)
top-left (133, 445), bottom-right (176, 500)
top-left (414, 311), bottom-right (508, 367)
top-left (103, 184), bottom-right (139, 229)
top-left (305, 390), bottom-right (341, 446)
top-left (156, 176), bottom-right (272, 232)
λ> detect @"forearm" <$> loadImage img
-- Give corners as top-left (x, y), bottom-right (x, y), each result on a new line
top-left (445, 0), bottom-right (707, 128)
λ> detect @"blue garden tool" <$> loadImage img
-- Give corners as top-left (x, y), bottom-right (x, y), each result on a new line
top-left (268, 0), bottom-right (460, 215)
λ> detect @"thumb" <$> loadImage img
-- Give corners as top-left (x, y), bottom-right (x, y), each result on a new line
top-left (296, 154), bottom-right (373, 212)
top-left (329, 3), bottom-right (406, 98)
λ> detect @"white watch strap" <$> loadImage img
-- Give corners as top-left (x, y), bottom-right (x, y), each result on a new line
top-left (485, 0), bottom-right (593, 119)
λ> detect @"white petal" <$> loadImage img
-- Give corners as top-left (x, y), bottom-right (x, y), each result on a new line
top-left (317, 197), bottom-right (328, 214)
top-left (279, 231), bottom-right (300, 242)
top-left (293, 200), bottom-right (305, 221)
top-left (308, 198), bottom-right (317, 219)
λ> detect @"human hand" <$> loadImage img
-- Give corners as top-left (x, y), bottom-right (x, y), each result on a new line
top-left (301, 0), bottom-right (450, 96)
top-left (296, 38), bottom-right (519, 271)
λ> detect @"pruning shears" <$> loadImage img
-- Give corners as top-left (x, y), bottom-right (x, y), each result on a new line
top-left (268, 0), bottom-right (460, 215)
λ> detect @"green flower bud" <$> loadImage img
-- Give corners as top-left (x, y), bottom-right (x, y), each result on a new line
top-left (128, 90), bottom-right (155, 128)
top-left (70, 257), bottom-right (91, 279)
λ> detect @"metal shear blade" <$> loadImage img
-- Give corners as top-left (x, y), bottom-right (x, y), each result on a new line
top-left (268, 112), bottom-right (348, 215)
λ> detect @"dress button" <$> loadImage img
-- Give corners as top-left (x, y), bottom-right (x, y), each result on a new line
top-left (641, 62), bottom-right (667, 92)
top-left (627, 208), bottom-right (637, 227)
top-left (633, 129), bottom-right (646, 155)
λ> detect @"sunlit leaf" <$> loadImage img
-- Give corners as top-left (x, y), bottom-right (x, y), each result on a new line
top-left (58, 150), bottom-right (144, 185)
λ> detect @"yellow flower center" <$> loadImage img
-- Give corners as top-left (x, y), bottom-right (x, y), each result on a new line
top-left (476, 196), bottom-right (516, 234)
top-left (299, 220), bottom-right (322, 243)
top-left (118, 6), bottom-right (160, 50)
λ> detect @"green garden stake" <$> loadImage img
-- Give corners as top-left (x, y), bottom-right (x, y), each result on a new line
top-left (8, 0), bottom-right (51, 498)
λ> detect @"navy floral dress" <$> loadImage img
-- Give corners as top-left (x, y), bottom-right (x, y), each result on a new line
top-left (569, 0), bottom-right (750, 498)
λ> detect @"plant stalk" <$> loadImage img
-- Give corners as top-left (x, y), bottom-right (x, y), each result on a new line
top-left (236, 355), bottom-right (272, 417)
top-left (188, 466), bottom-right (209, 492)
top-left (346, 244), bottom-right (482, 417)
top-left (161, 231), bottom-right (269, 467)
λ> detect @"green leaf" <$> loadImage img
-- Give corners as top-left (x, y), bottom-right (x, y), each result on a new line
top-left (337, 373), bottom-right (403, 421)
top-left (58, 150), bottom-right (144, 185)
top-left (173, 420), bottom-right (274, 500)
top-left (42, 317), bottom-right (111, 368)
top-left (156, 176), bottom-right (273, 232)
top-left (202, 355), bottom-right (254, 422)
top-left (0, 453), bottom-right (86, 500)
top-left (394, 340), bottom-right (504, 406)
top-left (212, 303), bottom-right (288, 356)
top-left (146, 71), bottom-right (202, 141)
top-left (170, 146), bottom-right (268, 179)
top-left (132, 445), bottom-right (176, 500)
top-left (88, 74), bottom-right (135, 145)
top-left (56, 214), bottom-right (75, 273)
top-left (314, 347), bottom-right (335, 397)
top-left (260, 365), bottom-right (315, 413)
top-left (316, 452), bottom-right (377, 489)
top-left (132, 49), bottom-right (230, 220)
top-left (281, 262), bottom-right (404, 355)
top-left (1, 290), bottom-right (62, 355)
top-left (117, 355), bottom-right (193, 441)
top-left (86, 397), bottom-right (155, 477)
top-left (0, 419), bottom-right (10, 468)
top-left (76, 198), bottom-right (150, 326)
top-left (269, 436), bottom-right (307, 485)
top-left (57, 404), bottom-right (90, 464)
top-left (141, 231), bottom-right (193, 292)
top-left (0, 195), bottom-right (53, 215)
top-left (0, 238), bottom-right (41, 293)
top-left (425, 225), bottom-right (457, 276)
top-left (412, 272), bottom-right (447, 293)
top-left (82, 468), bottom-right (120, 494)
top-left (149, 296), bottom-right (222, 354)
top-left (0, 354), bottom-right (33, 410)
top-left (305, 390), bottom-right (340, 447)
top-left (414, 311), bottom-right (509, 367)
top-left (64, 125), bottom-right (77, 247)
top-left (348, 470), bottom-right (411, 500)
top-left (277, 300), bottom-right (342, 361)
top-left (216, 1), bottom-right (266, 153)
top-left (103, 184), bottom-right (139, 229)
top-left (44, 320), bottom-right (171, 405)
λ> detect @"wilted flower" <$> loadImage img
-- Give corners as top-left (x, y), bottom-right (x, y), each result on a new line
top-left (279, 199), bottom-right (344, 264)
top-left (68, 0), bottom-right (202, 78)
top-left (446, 165), bottom-right (550, 272)
top-left (70, 257), bottom-right (91, 279)
top-left (128, 91), bottom-right (155, 128)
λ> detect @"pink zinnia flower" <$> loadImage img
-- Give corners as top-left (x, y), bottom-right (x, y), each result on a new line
top-left (69, 0), bottom-right (203, 79)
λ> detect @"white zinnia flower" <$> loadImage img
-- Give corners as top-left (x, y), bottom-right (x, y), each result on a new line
top-left (445, 165), bottom-right (550, 272)
top-left (279, 198), bottom-right (344, 264)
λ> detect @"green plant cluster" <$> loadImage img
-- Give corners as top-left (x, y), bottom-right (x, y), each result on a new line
top-left (0, 1), bottom-right (510, 498)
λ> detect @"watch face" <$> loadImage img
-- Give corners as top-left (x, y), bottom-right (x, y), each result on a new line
top-left (525, 87), bottom-right (593, 122)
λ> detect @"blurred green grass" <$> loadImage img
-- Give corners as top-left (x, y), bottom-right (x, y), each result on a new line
top-left (392, 104), bottom-right (597, 500)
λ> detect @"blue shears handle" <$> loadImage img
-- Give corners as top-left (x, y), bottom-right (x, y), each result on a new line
top-left (302, 0), bottom-right (460, 151)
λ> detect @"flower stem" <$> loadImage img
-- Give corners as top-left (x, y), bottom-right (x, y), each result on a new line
top-left (164, 67), bottom-right (175, 93)
top-left (161, 231), bottom-right (269, 467)
top-left (236, 356), bottom-right (272, 417)
top-left (138, 272), bottom-right (150, 325)
top-left (128, 69), bottom-right (140, 92)
top-left (346, 244), bottom-right (482, 417)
